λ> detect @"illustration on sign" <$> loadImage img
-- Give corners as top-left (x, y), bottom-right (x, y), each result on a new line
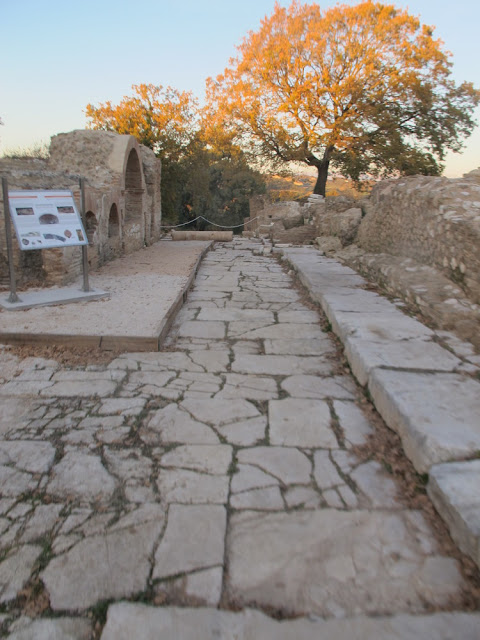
top-left (8, 190), bottom-right (88, 250)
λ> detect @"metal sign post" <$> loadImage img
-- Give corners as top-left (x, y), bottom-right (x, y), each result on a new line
top-left (80, 178), bottom-right (90, 292)
top-left (1, 177), bottom-right (20, 303)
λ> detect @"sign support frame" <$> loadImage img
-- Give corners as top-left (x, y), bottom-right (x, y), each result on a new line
top-left (79, 178), bottom-right (90, 292)
top-left (1, 177), bottom-right (20, 303)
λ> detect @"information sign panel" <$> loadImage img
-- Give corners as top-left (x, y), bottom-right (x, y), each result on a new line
top-left (7, 190), bottom-right (88, 250)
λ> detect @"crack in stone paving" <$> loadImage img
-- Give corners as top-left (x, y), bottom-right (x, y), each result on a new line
top-left (0, 238), bottom-right (478, 638)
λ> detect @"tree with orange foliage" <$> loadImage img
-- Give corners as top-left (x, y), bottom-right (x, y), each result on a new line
top-left (86, 84), bottom-right (199, 162)
top-left (207, 1), bottom-right (479, 195)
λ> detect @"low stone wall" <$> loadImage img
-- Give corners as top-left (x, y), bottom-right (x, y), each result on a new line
top-left (357, 171), bottom-right (480, 305)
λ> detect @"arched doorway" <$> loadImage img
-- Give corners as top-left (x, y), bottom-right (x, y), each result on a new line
top-left (125, 149), bottom-right (142, 223)
top-left (108, 203), bottom-right (120, 238)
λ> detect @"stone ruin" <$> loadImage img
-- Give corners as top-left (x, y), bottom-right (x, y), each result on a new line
top-left (0, 130), bottom-right (162, 287)
top-left (245, 170), bottom-right (480, 349)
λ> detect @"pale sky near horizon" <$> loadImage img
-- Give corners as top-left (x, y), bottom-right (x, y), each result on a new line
top-left (1, 0), bottom-right (479, 177)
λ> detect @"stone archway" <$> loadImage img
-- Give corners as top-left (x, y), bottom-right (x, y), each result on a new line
top-left (108, 204), bottom-right (120, 238)
top-left (125, 150), bottom-right (143, 223)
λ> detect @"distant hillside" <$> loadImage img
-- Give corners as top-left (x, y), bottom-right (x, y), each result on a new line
top-left (265, 173), bottom-right (371, 201)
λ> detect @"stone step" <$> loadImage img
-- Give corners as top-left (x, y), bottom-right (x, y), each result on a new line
top-left (428, 459), bottom-right (480, 567)
top-left (99, 603), bottom-right (480, 640)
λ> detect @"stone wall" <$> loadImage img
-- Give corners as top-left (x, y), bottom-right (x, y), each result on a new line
top-left (0, 130), bottom-right (162, 287)
top-left (356, 171), bottom-right (480, 305)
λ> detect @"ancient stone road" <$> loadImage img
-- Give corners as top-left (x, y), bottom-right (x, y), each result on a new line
top-left (0, 240), bottom-right (479, 638)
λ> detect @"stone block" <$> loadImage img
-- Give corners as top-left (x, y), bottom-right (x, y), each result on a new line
top-left (428, 460), bottom-right (480, 567)
top-left (368, 370), bottom-right (480, 472)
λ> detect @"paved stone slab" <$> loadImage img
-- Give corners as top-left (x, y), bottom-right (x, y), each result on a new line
top-left (313, 450), bottom-right (343, 489)
top-left (428, 459), bottom-right (480, 567)
top-left (0, 441), bottom-right (55, 474)
top-left (47, 451), bottom-right (117, 502)
top-left (6, 618), bottom-right (91, 639)
top-left (0, 398), bottom-right (39, 436)
top-left (160, 444), bottom-right (232, 475)
top-left (0, 545), bottom-right (41, 603)
top-left (233, 323), bottom-right (325, 341)
top-left (368, 370), bottom-right (480, 472)
top-left (264, 337), bottom-right (334, 355)
top-left (100, 603), bottom-right (480, 640)
top-left (41, 507), bottom-right (165, 610)
top-left (269, 398), bottom-right (338, 448)
top-left (141, 404), bottom-right (219, 445)
top-left (351, 461), bottom-right (399, 508)
top-left (232, 354), bottom-right (333, 376)
top-left (331, 311), bottom-right (434, 344)
top-left (216, 374), bottom-right (278, 401)
top-left (227, 510), bottom-right (463, 617)
top-left (177, 321), bottom-right (226, 339)
top-left (153, 504), bottom-right (226, 579)
top-left (333, 400), bottom-right (374, 447)
top-left (281, 375), bottom-right (356, 399)
top-left (217, 416), bottom-right (267, 446)
top-left (230, 486), bottom-right (284, 510)
top-left (157, 469), bottom-right (229, 504)
top-left (344, 336), bottom-right (462, 386)
top-left (237, 447), bottom-right (311, 485)
top-left (181, 397), bottom-right (260, 426)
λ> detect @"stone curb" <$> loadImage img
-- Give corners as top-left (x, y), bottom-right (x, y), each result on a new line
top-left (281, 248), bottom-right (480, 568)
top-left (99, 602), bottom-right (480, 639)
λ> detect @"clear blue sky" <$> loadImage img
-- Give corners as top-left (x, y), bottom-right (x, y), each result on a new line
top-left (1, 0), bottom-right (479, 176)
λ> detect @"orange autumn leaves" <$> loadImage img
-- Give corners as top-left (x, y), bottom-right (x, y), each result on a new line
top-left (86, 84), bottom-right (199, 161)
top-left (206, 1), bottom-right (479, 193)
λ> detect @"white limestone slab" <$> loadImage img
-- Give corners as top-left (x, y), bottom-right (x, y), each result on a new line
top-left (344, 336), bottom-right (462, 386)
top-left (281, 375), bottom-right (356, 399)
top-left (181, 397), bottom-right (260, 426)
top-left (428, 460), bottom-right (480, 567)
top-left (157, 468), bottom-right (229, 504)
top-left (153, 504), bottom-right (226, 579)
top-left (100, 603), bottom-right (480, 640)
top-left (160, 444), bottom-right (232, 475)
top-left (232, 355), bottom-right (333, 376)
top-left (269, 398), bottom-right (338, 448)
top-left (237, 447), bottom-right (311, 485)
top-left (368, 370), bottom-right (480, 472)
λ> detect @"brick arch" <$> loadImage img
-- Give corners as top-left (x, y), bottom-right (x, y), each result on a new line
top-left (85, 210), bottom-right (98, 243)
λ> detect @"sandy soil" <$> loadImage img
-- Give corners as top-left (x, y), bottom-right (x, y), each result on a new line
top-left (0, 240), bottom-right (210, 339)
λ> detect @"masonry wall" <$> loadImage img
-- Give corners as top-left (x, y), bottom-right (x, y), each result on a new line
top-left (0, 130), bottom-right (162, 287)
top-left (356, 171), bottom-right (480, 305)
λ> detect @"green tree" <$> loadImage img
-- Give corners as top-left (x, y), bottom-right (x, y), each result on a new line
top-left (207, 1), bottom-right (480, 195)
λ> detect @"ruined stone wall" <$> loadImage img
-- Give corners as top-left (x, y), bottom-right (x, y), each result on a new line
top-left (0, 130), bottom-right (162, 287)
top-left (356, 171), bottom-right (480, 304)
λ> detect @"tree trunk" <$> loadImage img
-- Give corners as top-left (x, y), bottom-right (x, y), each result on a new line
top-left (311, 146), bottom-right (334, 197)
top-left (313, 161), bottom-right (329, 196)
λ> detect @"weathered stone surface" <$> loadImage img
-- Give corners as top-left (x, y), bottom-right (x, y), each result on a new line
top-left (351, 461), bottom-right (398, 508)
top-left (181, 397), bottom-right (260, 426)
top-left (333, 400), bottom-right (373, 446)
top-left (237, 447), bottom-right (311, 485)
top-left (160, 445), bottom-right (232, 475)
top-left (189, 350), bottom-right (230, 372)
top-left (40, 378), bottom-right (117, 398)
top-left (217, 416), bottom-right (267, 446)
top-left (281, 375), bottom-right (356, 399)
top-left (230, 486), bottom-right (284, 510)
top-left (0, 466), bottom-right (38, 498)
top-left (6, 618), bottom-right (91, 639)
top-left (428, 460), bottom-right (480, 566)
top-left (216, 374), bottom-right (278, 401)
top-left (153, 504), bottom-right (226, 579)
top-left (142, 404), bottom-right (219, 445)
top-left (100, 604), bottom-right (480, 640)
top-left (232, 354), bottom-right (333, 376)
top-left (313, 451), bottom-right (343, 490)
top-left (41, 509), bottom-right (164, 610)
top-left (157, 469), bottom-right (229, 504)
top-left (226, 510), bottom-right (463, 617)
top-left (344, 336), bottom-right (462, 386)
top-left (269, 398), bottom-right (337, 448)
top-left (368, 370), bottom-right (480, 472)
top-left (264, 337), bottom-right (334, 356)
top-left (177, 321), bottom-right (226, 339)
top-left (0, 545), bottom-right (41, 603)
top-left (20, 504), bottom-right (63, 543)
top-left (47, 451), bottom-right (116, 502)
top-left (0, 398), bottom-right (37, 436)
